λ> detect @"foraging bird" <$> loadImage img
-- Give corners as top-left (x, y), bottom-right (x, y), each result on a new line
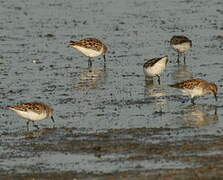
top-left (7, 102), bottom-right (55, 130)
top-left (69, 38), bottom-right (108, 68)
top-left (143, 56), bottom-right (168, 84)
top-left (170, 35), bottom-right (192, 63)
top-left (169, 78), bottom-right (218, 104)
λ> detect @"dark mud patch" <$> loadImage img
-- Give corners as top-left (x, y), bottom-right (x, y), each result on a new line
top-left (0, 127), bottom-right (223, 179)
top-left (1, 127), bottom-right (223, 179)
top-left (2, 167), bottom-right (223, 180)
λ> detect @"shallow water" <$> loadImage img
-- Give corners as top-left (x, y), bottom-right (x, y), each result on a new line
top-left (1, 0), bottom-right (223, 179)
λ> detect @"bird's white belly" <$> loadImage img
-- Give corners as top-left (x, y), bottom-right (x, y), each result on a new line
top-left (182, 87), bottom-right (204, 98)
top-left (16, 111), bottom-right (47, 121)
top-left (73, 46), bottom-right (103, 57)
top-left (172, 42), bottom-right (191, 53)
top-left (144, 60), bottom-right (166, 77)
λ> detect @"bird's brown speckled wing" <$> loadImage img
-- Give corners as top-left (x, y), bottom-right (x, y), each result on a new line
top-left (8, 102), bottom-right (47, 114)
top-left (170, 79), bottom-right (206, 89)
top-left (71, 38), bottom-right (103, 51)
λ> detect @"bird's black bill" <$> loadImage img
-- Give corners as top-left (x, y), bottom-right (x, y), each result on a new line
top-left (32, 121), bottom-right (39, 129)
top-left (33, 124), bottom-right (39, 129)
top-left (68, 41), bottom-right (75, 47)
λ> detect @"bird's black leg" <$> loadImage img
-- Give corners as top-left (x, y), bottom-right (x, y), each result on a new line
top-left (103, 63), bottom-right (106, 71)
top-left (88, 58), bottom-right (92, 68)
top-left (103, 54), bottom-right (106, 62)
top-left (177, 52), bottom-right (180, 64)
top-left (156, 75), bottom-right (161, 85)
top-left (183, 54), bottom-right (186, 64)
top-left (191, 97), bottom-right (195, 105)
top-left (51, 116), bottom-right (55, 123)
top-left (26, 121), bottom-right (30, 131)
top-left (214, 106), bottom-right (217, 115)
top-left (103, 54), bottom-right (106, 69)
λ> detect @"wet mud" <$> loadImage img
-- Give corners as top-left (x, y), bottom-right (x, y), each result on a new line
top-left (1, 0), bottom-right (223, 179)
top-left (1, 127), bottom-right (223, 179)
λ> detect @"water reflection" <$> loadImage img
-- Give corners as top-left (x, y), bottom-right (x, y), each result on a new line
top-left (73, 66), bottom-right (107, 88)
top-left (144, 79), bottom-right (167, 113)
top-left (172, 64), bottom-right (193, 81)
top-left (182, 104), bottom-right (218, 127)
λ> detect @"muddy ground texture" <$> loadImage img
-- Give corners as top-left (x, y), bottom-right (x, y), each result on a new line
top-left (1, 127), bottom-right (223, 180)
top-left (1, 0), bottom-right (223, 179)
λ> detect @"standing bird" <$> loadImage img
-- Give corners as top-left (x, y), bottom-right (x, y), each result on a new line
top-left (170, 35), bottom-right (192, 63)
top-left (169, 78), bottom-right (218, 104)
top-left (69, 38), bottom-right (108, 68)
top-left (143, 56), bottom-right (168, 84)
top-left (7, 102), bottom-right (55, 130)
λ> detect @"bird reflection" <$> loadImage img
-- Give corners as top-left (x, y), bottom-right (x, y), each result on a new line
top-left (172, 64), bottom-right (193, 82)
top-left (144, 79), bottom-right (167, 113)
top-left (182, 104), bottom-right (218, 127)
top-left (73, 66), bottom-right (107, 88)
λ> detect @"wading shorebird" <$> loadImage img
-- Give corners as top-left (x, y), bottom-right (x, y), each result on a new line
top-left (143, 56), bottom-right (168, 84)
top-left (7, 102), bottom-right (55, 130)
top-left (169, 78), bottom-right (218, 104)
top-left (69, 38), bottom-right (108, 68)
top-left (170, 35), bottom-right (192, 63)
